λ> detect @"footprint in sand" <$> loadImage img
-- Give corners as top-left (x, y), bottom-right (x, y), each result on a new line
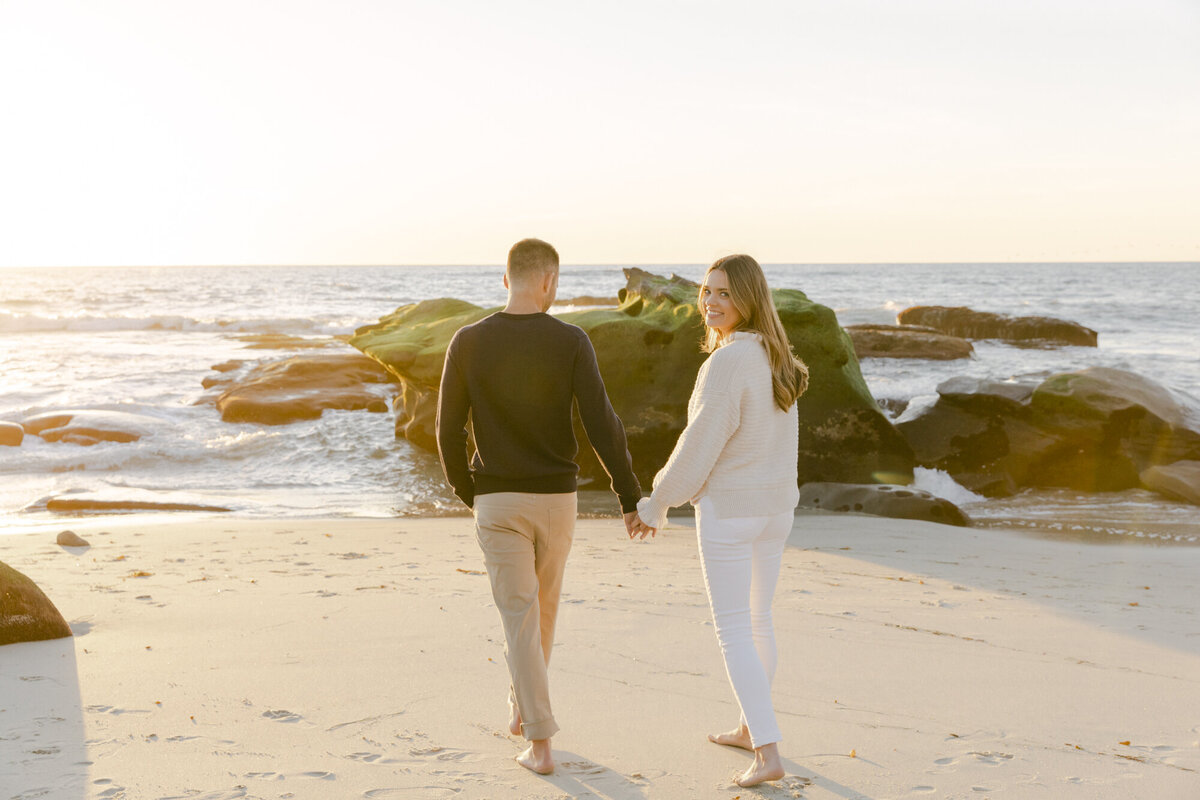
top-left (970, 750), bottom-right (1014, 765)
top-left (559, 760), bottom-right (606, 776)
top-left (262, 709), bottom-right (303, 723)
top-left (364, 789), bottom-right (456, 799)
top-left (911, 786), bottom-right (936, 794)
top-left (93, 780), bottom-right (127, 798)
top-left (344, 751), bottom-right (401, 764)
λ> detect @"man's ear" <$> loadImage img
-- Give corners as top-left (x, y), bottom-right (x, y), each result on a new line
top-left (503, 273), bottom-right (510, 290)
top-left (542, 271), bottom-right (554, 292)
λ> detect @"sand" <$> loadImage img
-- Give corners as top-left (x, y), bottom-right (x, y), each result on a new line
top-left (2, 512), bottom-right (1198, 799)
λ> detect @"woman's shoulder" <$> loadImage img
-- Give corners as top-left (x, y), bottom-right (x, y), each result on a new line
top-left (701, 333), bottom-right (764, 385)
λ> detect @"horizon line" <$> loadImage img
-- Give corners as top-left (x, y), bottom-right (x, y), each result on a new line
top-left (3, 259), bottom-right (1198, 270)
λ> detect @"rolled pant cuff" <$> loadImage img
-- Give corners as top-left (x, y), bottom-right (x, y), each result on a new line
top-left (520, 717), bottom-right (559, 741)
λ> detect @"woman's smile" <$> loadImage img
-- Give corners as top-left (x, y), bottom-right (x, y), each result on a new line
top-left (701, 269), bottom-right (742, 336)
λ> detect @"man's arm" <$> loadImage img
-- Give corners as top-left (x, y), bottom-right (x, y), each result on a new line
top-left (572, 333), bottom-right (642, 513)
top-left (435, 340), bottom-right (475, 508)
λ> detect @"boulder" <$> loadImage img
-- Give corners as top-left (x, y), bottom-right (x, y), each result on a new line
top-left (844, 324), bottom-right (974, 360)
top-left (797, 482), bottom-right (970, 526)
top-left (1140, 460), bottom-right (1200, 506)
top-left (21, 409), bottom-right (164, 446)
top-left (896, 368), bottom-right (1200, 495)
top-left (1030, 367), bottom-right (1200, 485)
top-left (0, 420), bottom-right (23, 446)
top-left (350, 269), bottom-right (915, 489)
top-left (216, 352), bottom-right (396, 426)
top-left (897, 305), bottom-right (1097, 347)
top-left (1, 562), bottom-right (72, 646)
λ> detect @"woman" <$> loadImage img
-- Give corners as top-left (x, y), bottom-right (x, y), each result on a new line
top-left (634, 254), bottom-right (808, 788)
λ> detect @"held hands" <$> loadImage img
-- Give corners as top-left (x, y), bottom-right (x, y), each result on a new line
top-left (623, 510), bottom-right (657, 540)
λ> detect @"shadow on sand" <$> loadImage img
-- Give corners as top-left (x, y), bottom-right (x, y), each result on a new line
top-left (1, 636), bottom-right (87, 799)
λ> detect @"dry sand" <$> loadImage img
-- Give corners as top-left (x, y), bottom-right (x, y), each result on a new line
top-left (2, 512), bottom-right (1198, 799)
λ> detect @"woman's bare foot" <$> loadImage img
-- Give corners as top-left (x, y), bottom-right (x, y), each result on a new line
top-left (508, 700), bottom-right (522, 736)
top-left (516, 739), bottom-right (554, 774)
top-left (736, 743), bottom-right (784, 787)
top-left (707, 724), bottom-right (753, 751)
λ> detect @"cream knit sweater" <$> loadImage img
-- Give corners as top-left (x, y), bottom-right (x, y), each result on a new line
top-left (636, 331), bottom-right (800, 530)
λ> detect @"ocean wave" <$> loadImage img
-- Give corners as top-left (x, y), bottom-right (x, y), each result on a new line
top-left (0, 311), bottom-right (358, 336)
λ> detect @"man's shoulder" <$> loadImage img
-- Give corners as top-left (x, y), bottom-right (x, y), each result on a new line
top-left (449, 313), bottom-right (588, 351)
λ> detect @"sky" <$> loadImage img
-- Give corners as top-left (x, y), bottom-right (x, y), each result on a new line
top-left (1, 0), bottom-right (1197, 267)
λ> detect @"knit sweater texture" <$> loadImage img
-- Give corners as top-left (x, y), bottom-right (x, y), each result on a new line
top-left (636, 331), bottom-right (800, 530)
top-left (436, 311), bottom-right (642, 512)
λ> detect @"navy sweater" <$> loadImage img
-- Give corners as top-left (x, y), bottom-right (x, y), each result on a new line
top-left (435, 312), bottom-right (642, 512)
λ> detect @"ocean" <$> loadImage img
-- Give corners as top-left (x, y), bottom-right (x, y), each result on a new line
top-left (2, 263), bottom-right (1197, 542)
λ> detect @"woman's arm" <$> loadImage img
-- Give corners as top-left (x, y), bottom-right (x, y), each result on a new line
top-left (636, 354), bottom-right (744, 529)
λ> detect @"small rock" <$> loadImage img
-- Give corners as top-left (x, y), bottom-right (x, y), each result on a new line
top-left (57, 531), bottom-right (90, 547)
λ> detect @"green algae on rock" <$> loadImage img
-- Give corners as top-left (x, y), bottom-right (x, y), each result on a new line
top-left (350, 269), bottom-right (915, 491)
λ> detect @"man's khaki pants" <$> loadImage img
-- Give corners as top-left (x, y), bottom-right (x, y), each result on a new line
top-left (473, 491), bottom-right (577, 741)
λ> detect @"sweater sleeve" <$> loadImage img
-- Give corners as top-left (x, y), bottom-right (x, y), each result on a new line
top-left (573, 332), bottom-right (643, 512)
top-left (636, 353), bottom-right (743, 529)
top-left (435, 336), bottom-right (475, 508)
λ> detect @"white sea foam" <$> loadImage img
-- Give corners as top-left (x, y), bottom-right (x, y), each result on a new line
top-left (0, 311), bottom-right (356, 336)
top-left (912, 467), bottom-right (986, 506)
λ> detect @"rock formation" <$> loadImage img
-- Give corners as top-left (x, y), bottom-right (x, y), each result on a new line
top-left (896, 368), bottom-right (1200, 498)
top-left (1, 562), bottom-right (72, 646)
top-left (844, 324), bottom-right (974, 360)
top-left (215, 352), bottom-right (395, 425)
top-left (350, 269), bottom-right (915, 490)
top-left (797, 482), bottom-right (970, 526)
top-left (21, 409), bottom-right (164, 446)
top-left (897, 306), bottom-right (1098, 347)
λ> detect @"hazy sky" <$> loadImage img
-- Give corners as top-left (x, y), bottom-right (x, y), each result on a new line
top-left (2, 0), bottom-right (1197, 266)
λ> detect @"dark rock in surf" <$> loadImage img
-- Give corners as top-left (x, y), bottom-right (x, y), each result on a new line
top-left (797, 482), bottom-right (970, 527)
top-left (844, 324), bottom-right (974, 360)
top-left (897, 305), bottom-right (1098, 347)
top-left (896, 367), bottom-right (1200, 495)
top-left (0, 562), bottom-right (73, 646)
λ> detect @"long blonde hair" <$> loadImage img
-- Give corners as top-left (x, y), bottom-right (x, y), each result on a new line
top-left (699, 254), bottom-right (809, 411)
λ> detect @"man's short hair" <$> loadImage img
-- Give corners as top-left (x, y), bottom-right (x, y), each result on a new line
top-left (507, 238), bottom-right (559, 282)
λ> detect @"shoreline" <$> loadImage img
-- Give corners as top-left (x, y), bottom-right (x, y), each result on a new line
top-left (3, 513), bottom-right (1198, 798)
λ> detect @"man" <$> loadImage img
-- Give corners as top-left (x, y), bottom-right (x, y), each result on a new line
top-left (436, 238), bottom-right (649, 775)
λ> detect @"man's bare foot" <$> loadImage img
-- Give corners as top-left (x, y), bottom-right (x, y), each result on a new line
top-left (508, 700), bottom-right (522, 736)
top-left (736, 743), bottom-right (784, 787)
top-left (516, 739), bottom-right (554, 774)
top-left (707, 724), bottom-right (753, 751)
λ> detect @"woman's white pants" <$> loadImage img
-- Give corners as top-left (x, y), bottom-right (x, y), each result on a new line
top-left (695, 495), bottom-right (793, 749)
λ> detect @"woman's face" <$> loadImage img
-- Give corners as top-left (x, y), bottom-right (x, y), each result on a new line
top-left (701, 268), bottom-right (742, 337)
